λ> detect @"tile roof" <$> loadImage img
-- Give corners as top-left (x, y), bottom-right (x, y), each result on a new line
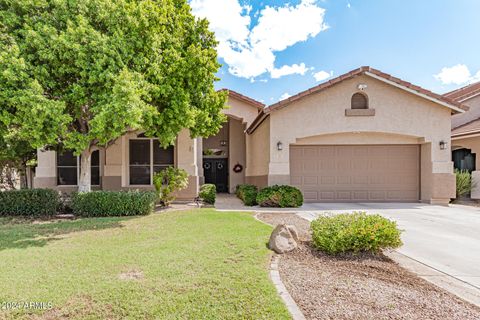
top-left (265, 66), bottom-right (467, 113)
top-left (444, 81), bottom-right (480, 102)
top-left (452, 118), bottom-right (480, 138)
top-left (220, 89), bottom-right (265, 109)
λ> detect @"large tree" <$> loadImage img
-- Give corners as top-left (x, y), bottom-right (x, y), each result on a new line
top-left (0, 0), bottom-right (227, 192)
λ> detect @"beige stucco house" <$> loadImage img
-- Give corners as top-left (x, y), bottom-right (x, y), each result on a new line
top-left (34, 66), bottom-right (465, 205)
top-left (445, 82), bottom-right (480, 199)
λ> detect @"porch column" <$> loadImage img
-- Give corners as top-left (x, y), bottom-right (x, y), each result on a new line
top-left (103, 137), bottom-right (124, 190)
top-left (176, 129), bottom-right (200, 200)
top-left (33, 149), bottom-right (57, 188)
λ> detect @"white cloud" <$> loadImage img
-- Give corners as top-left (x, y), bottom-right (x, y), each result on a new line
top-left (347, 2), bottom-right (351, 8)
top-left (270, 63), bottom-right (310, 79)
top-left (313, 70), bottom-right (333, 82)
top-left (434, 64), bottom-right (480, 85)
top-left (191, 0), bottom-right (328, 79)
top-left (279, 92), bottom-right (292, 101)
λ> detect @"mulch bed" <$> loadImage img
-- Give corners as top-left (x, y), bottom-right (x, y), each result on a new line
top-left (256, 212), bottom-right (480, 320)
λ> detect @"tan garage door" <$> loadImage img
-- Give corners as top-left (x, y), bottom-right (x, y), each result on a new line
top-left (290, 145), bottom-right (420, 202)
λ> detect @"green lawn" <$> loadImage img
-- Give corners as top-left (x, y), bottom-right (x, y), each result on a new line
top-left (0, 210), bottom-right (290, 319)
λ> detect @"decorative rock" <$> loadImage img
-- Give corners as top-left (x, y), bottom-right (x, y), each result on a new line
top-left (286, 225), bottom-right (299, 243)
top-left (269, 224), bottom-right (298, 254)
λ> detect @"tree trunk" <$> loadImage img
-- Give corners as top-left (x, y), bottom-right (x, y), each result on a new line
top-left (78, 149), bottom-right (92, 193)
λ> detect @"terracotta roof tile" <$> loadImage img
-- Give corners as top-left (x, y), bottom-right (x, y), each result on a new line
top-left (444, 81), bottom-right (480, 102)
top-left (452, 118), bottom-right (480, 137)
top-left (220, 89), bottom-right (265, 109)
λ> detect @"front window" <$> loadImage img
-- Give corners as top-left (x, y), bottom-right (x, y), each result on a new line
top-left (129, 139), bottom-right (174, 185)
top-left (57, 151), bottom-right (77, 185)
top-left (57, 150), bottom-right (100, 186)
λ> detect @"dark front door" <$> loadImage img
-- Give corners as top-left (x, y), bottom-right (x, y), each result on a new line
top-left (203, 158), bottom-right (228, 193)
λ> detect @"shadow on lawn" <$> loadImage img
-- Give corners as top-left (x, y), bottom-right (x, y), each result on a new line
top-left (0, 216), bottom-right (133, 251)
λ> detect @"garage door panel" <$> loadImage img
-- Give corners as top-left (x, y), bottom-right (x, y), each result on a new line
top-left (321, 176), bottom-right (335, 185)
top-left (290, 145), bottom-right (419, 202)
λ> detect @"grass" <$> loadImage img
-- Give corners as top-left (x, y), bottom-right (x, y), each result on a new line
top-left (0, 210), bottom-right (290, 319)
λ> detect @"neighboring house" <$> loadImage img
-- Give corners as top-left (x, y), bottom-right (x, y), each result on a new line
top-left (34, 66), bottom-right (465, 205)
top-left (445, 81), bottom-right (480, 199)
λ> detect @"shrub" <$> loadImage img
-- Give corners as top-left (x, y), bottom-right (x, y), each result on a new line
top-left (455, 169), bottom-right (474, 198)
top-left (153, 167), bottom-right (188, 206)
top-left (199, 184), bottom-right (216, 204)
top-left (71, 191), bottom-right (156, 217)
top-left (256, 185), bottom-right (303, 207)
top-left (0, 189), bottom-right (60, 216)
top-left (236, 184), bottom-right (258, 206)
top-left (311, 212), bottom-right (402, 255)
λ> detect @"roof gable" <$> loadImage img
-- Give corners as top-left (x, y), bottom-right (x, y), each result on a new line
top-left (265, 66), bottom-right (467, 114)
top-left (219, 89), bottom-right (265, 110)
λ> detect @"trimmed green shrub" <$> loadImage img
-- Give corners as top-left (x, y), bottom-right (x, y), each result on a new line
top-left (455, 169), bottom-right (474, 198)
top-left (153, 167), bottom-right (189, 206)
top-left (71, 191), bottom-right (156, 217)
top-left (0, 189), bottom-right (60, 216)
top-left (236, 184), bottom-right (258, 206)
top-left (256, 185), bottom-right (303, 207)
top-left (199, 184), bottom-right (216, 204)
top-left (311, 212), bottom-right (402, 255)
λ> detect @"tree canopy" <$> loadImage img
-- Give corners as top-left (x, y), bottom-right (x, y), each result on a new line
top-left (0, 0), bottom-right (227, 191)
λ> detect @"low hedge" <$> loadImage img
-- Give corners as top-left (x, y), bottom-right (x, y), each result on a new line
top-left (256, 185), bottom-right (303, 207)
top-left (236, 184), bottom-right (258, 206)
top-left (199, 184), bottom-right (216, 204)
top-left (71, 191), bottom-right (156, 217)
top-left (0, 189), bottom-right (60, 216)
top-left (311, 212), bottom-right (402, 255)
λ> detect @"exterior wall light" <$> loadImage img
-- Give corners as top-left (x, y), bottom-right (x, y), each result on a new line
top-left (220, 140), bottom-right (227, 146)
top-left (439, 140), bottom-right (447, 150)
top-left (277, 141), bottom-right (283, 151)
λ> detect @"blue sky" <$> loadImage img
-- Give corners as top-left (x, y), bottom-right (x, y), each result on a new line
top-left (191, 0), bottom-right (480, 104)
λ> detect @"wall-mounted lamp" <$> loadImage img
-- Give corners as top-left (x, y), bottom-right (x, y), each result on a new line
top-left (277, 141), bottom-right (283, 151)
top-left (357, 84), bottom-right (368, 91)
top-left (220, 140), bottom-right (227, 147)
top-left (439, 140), bottom-right (447, 150)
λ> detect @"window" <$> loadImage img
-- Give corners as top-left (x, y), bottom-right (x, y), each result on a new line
top-left (57, 150), bottom-right (100, 186)
top-left (351, 93), bottom-right (368, 109)
top-left (129, 139), bottom-right (174, 185)
top-left (57, 151), bottom-right (77, 185)
top-left (91, 150), bottom-right (100, 186)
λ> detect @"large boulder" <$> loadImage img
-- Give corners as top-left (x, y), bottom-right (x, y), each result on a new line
top-left (269, 224), bottom-right (298, 254)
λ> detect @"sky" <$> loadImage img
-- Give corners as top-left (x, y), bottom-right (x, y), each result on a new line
top-left (190, 0), bottom-right (480, 104)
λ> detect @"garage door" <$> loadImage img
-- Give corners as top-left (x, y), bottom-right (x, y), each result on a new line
top-left (290, 145), bottom-right (420, 202)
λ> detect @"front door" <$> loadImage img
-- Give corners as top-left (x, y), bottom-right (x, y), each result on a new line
top-left (203, 158), bottom-right (228, 193)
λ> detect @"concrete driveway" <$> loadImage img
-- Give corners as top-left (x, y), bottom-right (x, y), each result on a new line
top-left (296, 203), bottom-right (480, 290)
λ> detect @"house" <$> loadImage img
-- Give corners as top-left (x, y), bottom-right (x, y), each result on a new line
top-left (33, 89), bottom-right (263, 199)
top-left (34, 67), bottom-right (465, 205)
top-left (445, 81), bottom-right (480, 199)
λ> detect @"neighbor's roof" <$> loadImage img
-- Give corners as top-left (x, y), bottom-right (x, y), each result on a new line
top-left (444, 81), bottom-right (480, 102)
top-left (247, 66), bottom-right (467, 134)
top-left (220, 89), bottom-right (265, 110)
top-left (452, 118), bottom-right (480, 139)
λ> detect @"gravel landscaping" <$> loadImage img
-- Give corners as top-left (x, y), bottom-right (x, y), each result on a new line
top-left (256, 212), bottom-right (480, 320)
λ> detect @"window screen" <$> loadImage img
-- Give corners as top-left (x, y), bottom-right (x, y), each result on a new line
top-left (129, 140), bottom-right (151, 185)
